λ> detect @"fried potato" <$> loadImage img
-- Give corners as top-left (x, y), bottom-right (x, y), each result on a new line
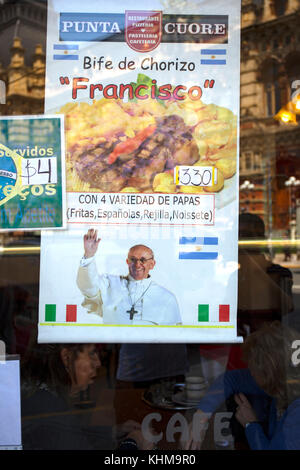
top-left (193, 103), bottom-right (219, 122)
top-left (153, 172), bottom-right (174, 189)
top-left (179, 185), bottom-right (205, 193)
top-left (207, 147), bottom-right (236, 162)
top-left (204, 168), bottom-right (225, 192)
top-left (154, 184), bottom-right (176, 193)
top-left (214, 158), bottom-right (236, 179)
top-left (194, 139), bottom-right (209, 158)
top-left (121, 187), bottom-right (139, 192)
top-left (195, 120), bottom-right (233, 151)
top-left (153, 172), bottom-right (176, 193)
top-left (216, 106), bottom-right (235, 122)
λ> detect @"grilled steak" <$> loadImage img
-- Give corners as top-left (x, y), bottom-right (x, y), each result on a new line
top-left (74, 114), bottom-right (199, 191)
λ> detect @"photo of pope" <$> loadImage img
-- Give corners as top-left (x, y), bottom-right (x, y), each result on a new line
top-left (77, 229), bottom-right (182, 325)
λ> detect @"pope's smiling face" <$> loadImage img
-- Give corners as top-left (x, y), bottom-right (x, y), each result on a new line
top-left (126, 245), bottom-right (156, 280)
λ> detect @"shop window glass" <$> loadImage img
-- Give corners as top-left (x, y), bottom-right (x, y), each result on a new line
top-left (1, 0), bottom-right (300, 454)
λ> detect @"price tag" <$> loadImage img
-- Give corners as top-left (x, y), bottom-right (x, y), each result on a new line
top-left (174, 166), bottom-right (217, 187)
top-left (21, 157), bottom-right (57, 185)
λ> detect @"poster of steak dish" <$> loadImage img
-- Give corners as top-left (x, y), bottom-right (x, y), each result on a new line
top-left (38, 0), bottom-right (241, 344)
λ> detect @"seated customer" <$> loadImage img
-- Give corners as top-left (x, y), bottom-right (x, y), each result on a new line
top-left (21, 342), bottom-right (147, 450)
top-left (237, 213), bottom-right (293, 333)
top-left (227, 212), bottom-right (293, 371)
top-left (184, 321), bottom-right (300, 450)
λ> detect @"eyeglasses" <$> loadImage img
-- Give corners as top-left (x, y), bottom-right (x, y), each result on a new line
top-left (128, 256), bottom-right (153, 265)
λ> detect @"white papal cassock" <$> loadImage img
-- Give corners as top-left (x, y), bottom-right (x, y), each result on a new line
top-left (77, 257), bottom-right (182, 325)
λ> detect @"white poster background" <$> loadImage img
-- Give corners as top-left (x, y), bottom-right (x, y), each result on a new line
top-left (39, 0), bottom-right (241, 343)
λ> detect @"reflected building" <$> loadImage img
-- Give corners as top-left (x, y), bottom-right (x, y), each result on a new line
top-left (0, 0), bottom-right (46, 116)
top-left (240, 0), bottom-right (300, 237)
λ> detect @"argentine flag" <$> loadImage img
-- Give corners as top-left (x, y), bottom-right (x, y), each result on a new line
top-left (201, 49), bottom-right (226, 65)
top-left (178, 236), bottom-right (218, 260)
top-left (53, 44), bottom-right (79, 60)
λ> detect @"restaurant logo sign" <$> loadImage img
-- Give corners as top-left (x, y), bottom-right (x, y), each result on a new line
top-left (125, 10), bottom-right (162, 52)
top-left (59, 12), bottom-right (228, 44)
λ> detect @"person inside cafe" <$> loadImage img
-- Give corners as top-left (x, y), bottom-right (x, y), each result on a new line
top-left (184, 321), bottom-right (300, 450)
top-left (21, 340), bottom-right (152, 450)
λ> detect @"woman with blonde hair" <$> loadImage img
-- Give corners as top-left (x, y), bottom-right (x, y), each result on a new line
top-left (186, 321), bottom-right (300, 450)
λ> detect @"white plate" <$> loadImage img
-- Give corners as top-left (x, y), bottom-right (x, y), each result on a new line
top-left (171, 390), bottom-right (206, 406)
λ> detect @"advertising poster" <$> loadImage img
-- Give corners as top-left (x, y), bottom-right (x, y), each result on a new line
top-left (39, 0), bottom-right (241, 343)
top-left (0, 115), bottom-right (66, 231)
